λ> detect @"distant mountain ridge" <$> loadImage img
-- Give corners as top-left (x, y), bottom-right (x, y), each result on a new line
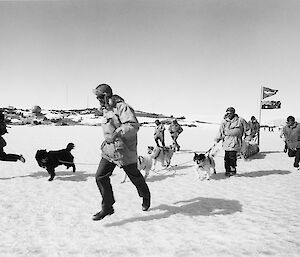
top-left (0, 106), bottom-right (186, 126)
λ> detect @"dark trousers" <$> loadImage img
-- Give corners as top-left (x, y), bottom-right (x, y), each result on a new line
top-left (288, 148), bottom-right (300, 168)
top-left (95, 158), bottom-right (151, 210)
top-left (224, 151), bottom-right (237, 173)
top-left (171, 134), bottom-right (180, 150)
top-left (0, 148), bottom-right (20, 162)
top-left (155, 136), bottom-right (165, 147)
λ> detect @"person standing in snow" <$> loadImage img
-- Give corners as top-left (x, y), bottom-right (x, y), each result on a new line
top-left (282, 116), bottom-right (300, 170)
top-left (215, 107), bottom-right (250, 177)
top-left (0, 111), bottom-right (25, 163)
top-left (168, 119), bottom-right (183, 151)
top-left (92, 84), bottom-right (151, 221)
top-left (154, 119), bottom-right (166, 147)
top-left (248, 116), bottom-right (260, 143)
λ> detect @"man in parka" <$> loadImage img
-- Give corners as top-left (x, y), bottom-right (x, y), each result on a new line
top-left (92, 84), bottom-right (151, 221)
top-left (215, 107), bottom-right (250, 176)
top-left (282, 116), bottom-right (300, 170)
top-left (248, 116), bottom-right (260, 142)
top-left (168, 119), bottom-right (183, 151)
top-left (154, 119), bottom-right (166, 147)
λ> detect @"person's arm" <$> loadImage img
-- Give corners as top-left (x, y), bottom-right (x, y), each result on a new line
top-left (178, 125), bottom-right (183, 134)
top-left (114, 102), bottom-right (140, 139)
top-left (215, 122), bottom-right (225, 142)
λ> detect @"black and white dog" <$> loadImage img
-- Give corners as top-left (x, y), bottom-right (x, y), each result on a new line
top-left (193, 153), bottom-right (216, 180)
top-left (35, 143), bottom-right (76, 181)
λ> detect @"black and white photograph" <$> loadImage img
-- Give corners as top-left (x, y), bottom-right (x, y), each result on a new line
top-left (1, 1), bottom-right (299, 256)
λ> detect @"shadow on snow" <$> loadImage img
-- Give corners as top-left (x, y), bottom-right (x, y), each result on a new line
top-left (105, 196), bottom-right (242, 227)
top-left (0, 170), bottom-right (95, 182)
top-left (236, 169), bottom-right (290, 178)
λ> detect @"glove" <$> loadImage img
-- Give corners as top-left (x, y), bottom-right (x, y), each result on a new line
top-left (105, 131), bottom-right (118, 144)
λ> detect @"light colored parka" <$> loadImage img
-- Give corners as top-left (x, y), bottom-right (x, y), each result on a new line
top-left (215, 114), bottom-right (250, 151)
top-left (282, 122), bottom-right (300, 149)
top-left (100, 96), bottom-right (140, 167)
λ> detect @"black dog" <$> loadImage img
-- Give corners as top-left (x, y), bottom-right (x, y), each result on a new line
top-left (35, 143), bottom-right (76, 181)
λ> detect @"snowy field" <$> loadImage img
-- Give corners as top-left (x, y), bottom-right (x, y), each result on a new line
top-left (0, 124), bottom-right (299, 257)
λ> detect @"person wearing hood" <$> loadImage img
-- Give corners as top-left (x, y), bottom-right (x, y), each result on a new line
top-left (92, 84), bottom-right (151, 221)
top-left (0, 111), bottom-right (25, 163)
top-left (282, 116), bottom-right (300, 170)
top-left (215, 107), bottom-right (250, 176)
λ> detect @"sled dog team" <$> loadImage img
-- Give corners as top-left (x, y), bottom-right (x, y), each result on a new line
top-left (1, 84), bottom-right (299, 221)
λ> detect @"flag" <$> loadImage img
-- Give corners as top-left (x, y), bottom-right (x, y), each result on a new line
top-left (261, 100), bottom-right (281, 109)
top-left (262, 87), bottom-right (278, 99)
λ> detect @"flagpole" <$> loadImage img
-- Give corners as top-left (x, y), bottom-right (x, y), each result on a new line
top-left (258, 86), bottom-right (263, 146)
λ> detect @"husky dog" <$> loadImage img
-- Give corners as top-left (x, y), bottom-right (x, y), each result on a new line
top-left (121, 145), bottom-right (175, 183)
top-left (148, 145), bottom-right (175, 170)
top-left (35, 143), bottom-right (76, 181)
top-left (121, 154), bottom-right (153, 183)
top-left (193, 153), bottom-right (216, 180)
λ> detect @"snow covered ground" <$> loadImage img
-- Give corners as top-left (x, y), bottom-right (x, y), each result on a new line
top-left (0, 124), bottom-right (299, 257)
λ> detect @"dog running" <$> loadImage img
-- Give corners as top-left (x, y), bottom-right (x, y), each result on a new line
top-left (35, 143), bottom-right (76, 181)
top-left (193, 153), bottom-right (216, 180)
top-left (148, 145), bottom-right (175, 170)
top-left (121, 145), bottom-right (175, 183)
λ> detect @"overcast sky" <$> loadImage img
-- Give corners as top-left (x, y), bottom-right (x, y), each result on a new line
top-left (1, 0), bottom-right (299, 122)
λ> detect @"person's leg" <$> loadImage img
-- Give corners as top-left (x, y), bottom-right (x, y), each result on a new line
top-left (228, 151), bottom-right (237, 174)
top-left (172, 135), bottom-right (180, 151)
top-left (95, 158), bottom-right (116, 212)
top-left (224, 151), bottom-right (231, 176)
top-left (0, 148), bottom-right (22, 162)
top-left (293, 148), bottom-right (300, 168)
top-left (284, 142), bottom-right (288, 153)
top-left (224, 151), bottom-right (237, 176)
top-left (288, 148), bottom-right (296, 157)
top-left (155, 138), bottom-right (160, 147)
top-left (161, 135), bottom-right (166, 147)
top-left (123, 162), bottom-right (151, 211)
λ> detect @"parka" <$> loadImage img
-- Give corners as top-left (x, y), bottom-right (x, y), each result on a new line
top-left (283, 122), bottom-right (300, 149)
top-left (154, 123), bottom-right (165, 140)
top-left (215, 114), bottom-right (250, 151)
top-left (168, 122), bottom-right (183, 139)
top-left (249, 120), bottom-right (260, 138)
top-left (100, 96), bottom-right (140, 167)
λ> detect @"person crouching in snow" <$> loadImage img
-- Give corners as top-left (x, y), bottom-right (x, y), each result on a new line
top-left (92, 84), bottom-right (151, 221)
top-left (215, 107), bottom-right (250, 177)
top-left (0, 112), bottom-right (25, 163)
top-left (282, 116), bottom-right (300, 170)
top-left (154, 119), bottom-right (166, 147)
top-left (168, 119), bottom-right (183, 151)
